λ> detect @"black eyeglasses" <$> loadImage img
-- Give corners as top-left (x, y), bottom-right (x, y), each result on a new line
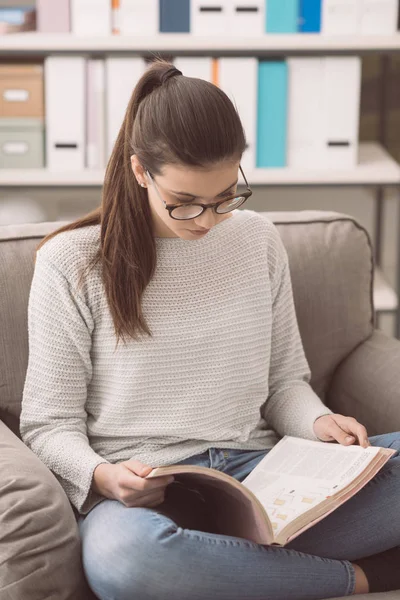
top-left (145, 165), bottom-right (253, 221)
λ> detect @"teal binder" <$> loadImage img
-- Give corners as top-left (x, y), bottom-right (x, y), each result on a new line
top-left (266, 0), bottom-right (299, 33)
top-left (257, 61), bottom-right (288, 168)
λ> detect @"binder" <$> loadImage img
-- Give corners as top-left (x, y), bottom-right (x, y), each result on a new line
top-left (159, 0), bottom-right (190, 32)
top-left (45, 57), bottom-right (86, 170)
top-left (37, 0), bottom-right (70, 33)
top-left (173, 57), bottom-right (213, 82)
top-left (86, 60), bottom-right (106, 169)
top-left (298, 0), bottom-right (322, 32)
top-left (360, 0), bottom-right (399, 34)
top-left (114, 0), bottom-right (158, 35)
top-left (287, 58), bottom-right (325, 168)
top-left (105, 58), bottom-right (146, 158)
top-left (322, 57), bottom-right (361, 168)
top-left (321, 0), bottom-right (359, 34)
top-left (257, 61), bottom-right (288, 168)
top-left (218, 58), bottom-right (258, 170)
top-left (71, 0), bottom-right (112, 35)
top-left (231, 1), bottom-right (265, 36)
top-left (191, 1), bottom-right (229, 35)
top-left (266, 0), bottom-right (299, 33)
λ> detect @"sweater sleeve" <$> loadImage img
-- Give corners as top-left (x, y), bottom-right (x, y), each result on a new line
top-left (263, 228), bottom-right (333, 441)
top-left (20, 250), bottom-right (110, 515)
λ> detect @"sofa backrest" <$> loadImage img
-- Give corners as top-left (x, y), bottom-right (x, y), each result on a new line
top-left (0, 211), bottom-right (374, 438)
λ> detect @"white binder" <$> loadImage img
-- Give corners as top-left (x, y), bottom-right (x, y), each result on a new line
top-left (71, 0), bottom-right (111, 35)
top-left (218, 58), bottom-right (258, 171)
top-left (230, 0), bottom-right (265, 36)
top-left (322, 57), bottom-right (361, 168)
top-left (105, 57), bottom-right (146, 159)
top-left (45, 56), bottom-right (86, 171)
top-left (360, 0), bottom-right (399, 34)
top-left (86, 59), bottom-right (106, 169)
top-left (321, 0), bottom-right (359, 34)
top-left (287, 58), bottom-right (325, 169)
top-left (191, 1), bottom-right (230, 35)
top-left (116, 0), bottom-right (159, 35)
top-left (173, 57), bottom-right (213, 82)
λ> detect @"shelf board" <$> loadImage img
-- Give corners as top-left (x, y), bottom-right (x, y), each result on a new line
top-left (1, 143), bottom-right (399, 187)
top-left (374, 268), bottom-right (398, 312)
top-left (2, 33), bottom-right (400, 55)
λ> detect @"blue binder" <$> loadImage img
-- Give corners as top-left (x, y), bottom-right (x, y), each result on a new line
top-left (266, 0), bottom-right (299, 33)
top-left (256, 61), bottom-right (288, 168)
top-left (159, 0), bottom-right (190, 32)
top-left (298, 0), bottom-right (321, 32)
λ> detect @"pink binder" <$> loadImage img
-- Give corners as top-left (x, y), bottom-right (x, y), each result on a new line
top-left (37, 0), bottom-right (71, 33)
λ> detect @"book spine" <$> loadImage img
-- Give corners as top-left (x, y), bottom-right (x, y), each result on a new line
top-left (159, 0), bottom-right (190, 32)
top-left (266, 0), bottom-right (299, 33)
top-left (256, 60), bottom-right (288, 168)
top-left (298, 0), bottom-right (322, 32)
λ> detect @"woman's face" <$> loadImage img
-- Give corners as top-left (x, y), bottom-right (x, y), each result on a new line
top-left (131, 156), bottom-right (241, 239)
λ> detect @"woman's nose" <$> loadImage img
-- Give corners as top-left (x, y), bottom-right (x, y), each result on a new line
top-left (193, 207), bottom-right (218, 229)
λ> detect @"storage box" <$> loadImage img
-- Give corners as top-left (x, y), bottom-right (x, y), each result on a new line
top-left (0, 118), bottom-right (45, 168)
top-left (0, 65), bottom-right (44, 118)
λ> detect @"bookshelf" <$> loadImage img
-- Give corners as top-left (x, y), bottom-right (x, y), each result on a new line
top-left (2, 33), bottom-right (400, 56)
top-left (1, 32), bottom-right (400, 333)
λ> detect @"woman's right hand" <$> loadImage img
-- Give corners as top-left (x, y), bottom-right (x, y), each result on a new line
top-left (92, 460), bottom-right (174, 508)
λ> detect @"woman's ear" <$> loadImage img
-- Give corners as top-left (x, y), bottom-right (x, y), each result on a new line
top-left (130, 155), bottom-right (147, 188)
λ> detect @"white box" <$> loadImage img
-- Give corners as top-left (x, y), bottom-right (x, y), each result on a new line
top-left (321, 0), bottom-right (359, 34)
top-left (114, 0), bottom-right (159, 35)
top-left (218, 57), bottom-right (258, 170)
top-left (191, 0), bottom-right (230, 35)
top-left (45, 56), bottom-right (86, 170)
top-left (86, 59), bottom-right (106, 169)
top-left (360, 0), bottom-right (399, 34)
top-left (322, 57), bottom-right (361, 168)
top-left (105, 57), bottom-right (147, 158)
top-left (173, 57), bottom-right (213, 82)
top-left (71, 0), bottom-right (111, 35)
top-left (230, 0), bottom-right (265, 36)
top-left (287, 58), bottom-right (325, 169)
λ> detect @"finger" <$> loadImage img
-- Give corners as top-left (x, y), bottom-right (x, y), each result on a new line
top-left (329, 422), bottom-right (356, 446)
top-left (124, 459), bottom-right (154, 478)
top-left (121, 470), bottom-right (174, 493)
top-left (339, 419), bottom-right (370, 448)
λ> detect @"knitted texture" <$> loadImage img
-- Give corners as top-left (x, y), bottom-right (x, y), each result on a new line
top-left (20, 209), bottom-right (332, 515)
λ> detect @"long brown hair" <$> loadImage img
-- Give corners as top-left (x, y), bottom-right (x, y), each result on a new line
top-left (36, 58), bottom-right (246, 346)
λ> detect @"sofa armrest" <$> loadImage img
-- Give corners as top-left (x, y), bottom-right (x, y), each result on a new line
top-left (0, 420), bottom-right (95, 600)
top-left (327, 330), bottom-right (400, 436)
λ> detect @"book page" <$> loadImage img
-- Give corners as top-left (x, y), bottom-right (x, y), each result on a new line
top-left (241, 436), bottom-right (381, 539)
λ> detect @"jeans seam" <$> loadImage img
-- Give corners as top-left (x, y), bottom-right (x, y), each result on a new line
top-left (343, 559), bottom-right (356, 596)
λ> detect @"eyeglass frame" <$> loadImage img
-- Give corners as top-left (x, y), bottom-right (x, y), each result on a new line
top-left (145, 164), bottom-right (253, 221)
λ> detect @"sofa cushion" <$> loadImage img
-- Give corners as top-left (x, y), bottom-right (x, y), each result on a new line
top-left (265, 211), bottom-right (374, 400)
top-left (0, 420), bottom-right (95, 599)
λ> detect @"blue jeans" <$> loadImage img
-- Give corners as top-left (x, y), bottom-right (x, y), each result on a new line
top-left (78, 432), bottom-right (400, 600)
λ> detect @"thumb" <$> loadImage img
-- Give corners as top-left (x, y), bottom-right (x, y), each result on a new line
top-left (331, 423), bottom-right (355, 445)
top-left (125, 459), bottom-right (153, 477)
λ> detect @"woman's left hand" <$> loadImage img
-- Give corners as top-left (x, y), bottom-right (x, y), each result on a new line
top-left (313, 414), bottom-right (371, 448)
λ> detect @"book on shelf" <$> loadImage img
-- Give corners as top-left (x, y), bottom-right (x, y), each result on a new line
top-left (147, 435), bottom-right (396, 547)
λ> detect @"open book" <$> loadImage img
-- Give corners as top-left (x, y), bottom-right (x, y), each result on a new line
top-left (147, 436), bottom-right (396, 546)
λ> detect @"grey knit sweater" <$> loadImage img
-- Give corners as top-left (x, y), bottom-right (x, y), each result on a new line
top-left (20, 208), bottom-right (332, 515)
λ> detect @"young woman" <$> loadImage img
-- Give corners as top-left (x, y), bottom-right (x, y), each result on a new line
top-left (20, 59), bottom-right (400, 600)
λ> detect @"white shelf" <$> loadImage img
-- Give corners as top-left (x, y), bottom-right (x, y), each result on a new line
top-left (1, 143), bottom-right (399, 187)
top-left (374, 269), bottom-right (398, 312)
top-left (2, 33), bottom-right (400, 54)
top-left (248, 144), bottom-right (400, 186)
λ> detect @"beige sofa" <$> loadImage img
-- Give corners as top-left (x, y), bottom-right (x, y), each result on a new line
top-left (1, 211), bottom-right (400, 600)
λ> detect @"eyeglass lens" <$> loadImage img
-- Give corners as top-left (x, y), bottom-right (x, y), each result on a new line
top-left (171, 196), bottom-right (247, 220)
